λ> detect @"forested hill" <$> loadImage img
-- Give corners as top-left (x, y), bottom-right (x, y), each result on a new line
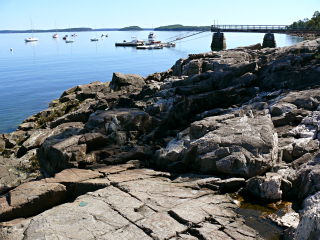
top-left (154, 24), bottom-right (211, 31)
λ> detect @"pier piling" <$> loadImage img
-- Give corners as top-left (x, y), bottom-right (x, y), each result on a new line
top-left (211, 32), bottom-right (226, 51)
top-left (262, 33), bottom-right (276, 48)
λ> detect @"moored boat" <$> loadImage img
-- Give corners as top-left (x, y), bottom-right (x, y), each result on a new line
top-left (136, 44), bottom-right (163, 50)
top-left (91, 38), bottom-right (99, 42)
top-left (25, 37), bottom-right (39, 42)
top-left (65, 38), bottom-right (75, 43)
top-left (62, 35), bottom-right (68, 40)
top-left (52, 33), bottom-right (59, 39)
top-left (115, 37), bottom-right (144, 47)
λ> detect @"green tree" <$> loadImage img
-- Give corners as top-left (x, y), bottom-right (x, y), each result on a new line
top-left (289, 11), bottom-right (320, 29)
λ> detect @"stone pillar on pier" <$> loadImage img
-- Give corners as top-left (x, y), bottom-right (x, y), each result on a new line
top-left (262, 33), bottom-right (276, 48)
top-left (211, 32), bottom-right (226, 51)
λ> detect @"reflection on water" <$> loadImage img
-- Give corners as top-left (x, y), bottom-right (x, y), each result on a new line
top-left (230, 193), bottom-right (294, 240)
top-left (0, 31), bottom-right (304, 133)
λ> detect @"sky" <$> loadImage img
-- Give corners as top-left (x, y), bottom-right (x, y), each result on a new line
top-left (0, 0), bottom-right (318, 30)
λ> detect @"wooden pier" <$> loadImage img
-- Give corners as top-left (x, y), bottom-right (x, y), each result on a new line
top-left (211, 25), bottom-right (320, 34)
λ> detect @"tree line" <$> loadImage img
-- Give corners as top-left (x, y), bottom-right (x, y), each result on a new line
top-left (289, 11), bottom-right (320, 29)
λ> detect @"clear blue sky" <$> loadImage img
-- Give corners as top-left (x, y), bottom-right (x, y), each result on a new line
top-left (0, 0), bottom-right (318, 30)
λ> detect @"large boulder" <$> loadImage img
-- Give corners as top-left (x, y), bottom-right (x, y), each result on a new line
top-left (155, 112), bottom-right (278, 178)
top-left (110, 72), bottom-right (145, 91)
top-left (246, 173), bottom-right (282, 201)
top-left (37, 123), bottom-right (85, 176)
top-left (85, 108), bottom-right (156, 142)
top-left (189, 113), bottom-right (278, 178)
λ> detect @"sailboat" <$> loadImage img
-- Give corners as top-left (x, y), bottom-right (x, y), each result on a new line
top-left (25, 19), bottom-right (39, 42)
top-left (52, 22), bottom-right (59, 39)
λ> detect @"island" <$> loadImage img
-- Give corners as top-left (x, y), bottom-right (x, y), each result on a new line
top-left (119, 26), bottom-right (143, 31)
top-left (154, 24), bottom-right (211, 31)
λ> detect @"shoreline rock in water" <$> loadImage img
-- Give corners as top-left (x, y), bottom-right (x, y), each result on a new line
top-left (1, 38), bottom-right (320, 239)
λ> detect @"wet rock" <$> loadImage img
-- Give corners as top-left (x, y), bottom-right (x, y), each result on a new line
top-left (268, 211), bottom-right (299, 229)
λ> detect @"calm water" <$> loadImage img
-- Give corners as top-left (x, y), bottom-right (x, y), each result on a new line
top-left (0, 31), bottom-right (303, 133)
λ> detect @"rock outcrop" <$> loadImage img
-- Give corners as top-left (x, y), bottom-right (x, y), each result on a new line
top-left (1, 38), bottom-right (320, 239)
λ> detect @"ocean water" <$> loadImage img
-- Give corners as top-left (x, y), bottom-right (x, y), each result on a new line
top-left (0, 31), bottom-right (303, 133)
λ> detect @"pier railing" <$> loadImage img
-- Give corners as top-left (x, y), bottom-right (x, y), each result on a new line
top-left (211, 25), bottom-right (320, 34)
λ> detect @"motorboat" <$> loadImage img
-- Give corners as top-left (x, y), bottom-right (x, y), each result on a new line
top-left (25, 37), bottom-right (39, 42)
top-left (148, 32), bottom-right (156, 42)
top-left (91, 38), bottom-right (99, 42)
top-left (65, 38), bottom-right (75, 43)
top-left (52, 33), bottom-right (59, 39)
top-left (115, 37), bottom-right (144, 47)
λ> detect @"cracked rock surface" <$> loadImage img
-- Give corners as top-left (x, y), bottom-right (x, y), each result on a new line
top-left (0, 167), bottom-right (262, 240)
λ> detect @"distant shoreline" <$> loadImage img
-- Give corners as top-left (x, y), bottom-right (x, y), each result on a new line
top-left (0, 25), bottom-right (212, 34)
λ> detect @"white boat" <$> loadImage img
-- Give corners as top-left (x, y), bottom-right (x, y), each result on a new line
top-left (136, 44), bottom-right (163, 50)
top-left (115, 37), bottom-right (144, 47)
top-left (25, 37), bottom-right (39, 42)
top-left (90, 38), bottom-right (99, 42)
top-left (25, 19), bottom-right (38, 42)
top-left (148, 32), bottom-right (156, 42)
top-left (52, 33), bottom-right (59, 39)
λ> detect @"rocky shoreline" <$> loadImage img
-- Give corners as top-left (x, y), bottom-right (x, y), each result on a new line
top-left (1, 39), bottom-right (320, 239)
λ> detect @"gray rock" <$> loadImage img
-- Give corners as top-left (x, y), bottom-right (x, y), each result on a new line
top-left (295, 191), bottom-right (320, 240)
top-left (188, 113), bottom-right (278, 177)
top-left (270, 102), bottom-right (297, 117)
top-left (110, 72), bottom-right (145, 91)
top-left (18, 122), bottom-right (37, 131)
top-left (38, 124), bottom-right (85, 175)
top-left (246, 173), bottom-right (283, 201)
top-left (0, 168), bottom-right (261, 240)
top-left (0, 181), bottom-right (67, 222)
top-left (293, 153), bottom-right (320, 202)
top-left (292, 138), bottom-right (319, 158)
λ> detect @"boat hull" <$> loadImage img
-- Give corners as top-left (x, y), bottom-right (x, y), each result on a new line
top-left (25, 38), bottom-right (39, 42)
top-left (115, 42), bottom-right (144, 47)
